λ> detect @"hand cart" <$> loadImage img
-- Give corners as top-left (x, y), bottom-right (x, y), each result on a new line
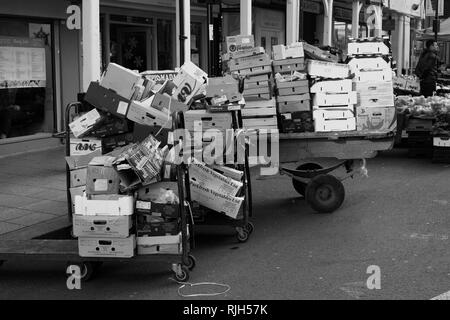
top-left (277, 130), bottom-right (395, 213)
top-left (0, 101), bottom-right (196, 283)
top-left (173, 107), bottom-right (254, 243)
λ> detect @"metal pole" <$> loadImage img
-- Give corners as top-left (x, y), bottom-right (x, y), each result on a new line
top-left (207, 3), bottom-right (214, 75)
top-left (179, 0), bottom-right (185, 66)
top-left (435, 0), bottom-right (438, 42)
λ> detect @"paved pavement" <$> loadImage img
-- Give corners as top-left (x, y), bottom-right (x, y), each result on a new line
top-left (0, 147), bottom-right (449, 300)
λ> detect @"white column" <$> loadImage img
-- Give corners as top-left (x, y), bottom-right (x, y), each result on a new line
top-left (183, 0), bottom-right (191, 64)
top-left (82, 0), bottom-right (101, 92)
top-left (322, 0), bottom-right (334, 46)
top-left (404, 16), bottom-right (411, 74)
top-left (286, 0), bottom-right (299, 44)
top-left (240, 0), bottom-right (252, 36)
top-left (397, 14), bottom-right (405, 76)
top-left (352, 0), bottom-right (362, 39)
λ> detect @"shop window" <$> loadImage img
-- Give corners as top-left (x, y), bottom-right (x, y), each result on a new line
top-left (157, 19), bottom-right (174, 70)
top-left (0, 17), bottom-right (54, 140)
top-left (191, 22), bottom-right (202, 67)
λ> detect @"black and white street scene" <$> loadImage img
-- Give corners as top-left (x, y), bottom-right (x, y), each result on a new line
top-left (0, 0), bottom-right (449, 302)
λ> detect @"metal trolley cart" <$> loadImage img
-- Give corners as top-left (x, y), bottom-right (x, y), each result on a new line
top-left (0, 102), bottom-right (196, 283)
top-left (278, 130), bottom-right (395, 213)
top-left (173, 107), bottom-right (254, 243)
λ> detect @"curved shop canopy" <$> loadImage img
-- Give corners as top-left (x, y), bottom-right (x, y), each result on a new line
top-left (416, 18), bottom-right (450, 41)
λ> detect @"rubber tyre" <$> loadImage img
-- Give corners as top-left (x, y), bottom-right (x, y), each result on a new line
top-left (245, 222), bottom-right (254, 234)
top-left (292, 163), bottom-right (323, 196)
top-left (305, 174), bottom-right (345, 213)
top-left (184, 255), bottom-right (196, 271)
top-left (237, 229), bottom-right (250, 243)
top-left (67, 261), bottom-right (95, 282)
top-left (175, 265), bottom-right (190, 282)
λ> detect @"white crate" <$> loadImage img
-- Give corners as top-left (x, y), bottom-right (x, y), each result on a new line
top-left (433, 137), bottom-right (450, 147)
top-left (78, 235), bottom-right (135, 258)
top-left (313, 92), bottom-right (357, 106)
top-left (314, 117), bottom-right (356, 132)
top-left (307, 60), bottom-right (350, 79)
top-left (348, 57), bottom-right (390, 73)
top-left (313, 108), bottom-right (355, 120)
top-left (354, 81), bottom-right (394, 107)
top-left (353, 68), bottom-right (393, 82)
top-left (348, 41), bottom-right (389, 56)
top-left (74, 195), bottom-right (134, 216)
top-left (310, 79), bottom-right (353, 94)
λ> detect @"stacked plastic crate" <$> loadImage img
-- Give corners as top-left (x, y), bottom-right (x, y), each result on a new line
top-left (307, 60), bottom-right (356, 132)
top-left (272, 42), bottom-right (313, 133)
top-left (347, 38), bottom-right (397, 135)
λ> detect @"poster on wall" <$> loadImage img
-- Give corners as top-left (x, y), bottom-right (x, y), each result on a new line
top-left (0, 37), bottom-right (46, 89)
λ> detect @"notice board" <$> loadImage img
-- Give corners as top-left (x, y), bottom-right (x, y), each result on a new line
top-left (0, 37), bottom-right (46, 89)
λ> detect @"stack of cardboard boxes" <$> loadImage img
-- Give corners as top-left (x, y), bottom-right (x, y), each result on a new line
top-left (272, 42), bottom-right (313, 133)
top-left (307, 60), bottom-right (356, 132)
top-left (347, 39), bottom-right (396, 133)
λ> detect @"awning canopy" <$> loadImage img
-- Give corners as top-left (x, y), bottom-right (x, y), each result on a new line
top-left (416, 18), bottom-right (450, 41)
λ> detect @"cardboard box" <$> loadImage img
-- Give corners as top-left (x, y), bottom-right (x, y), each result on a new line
top-left (278, 100), bottom-right (311, 113)
top-left (229, 54), bottom-right (271, 71)
top-left (102, 133), bottom-right (134, 154)
top-left (279, 111), bottom-right (314, 133)
top-left (151, 93), bottom-right (189, 114)
top-left (303, 42), bottom-right (339, 62)
top-left (85, 157), bottom-right (120, 195)
top-left (307, 60), bottom-right (350, 79)
top-left (137, 243), bottom-right (181, 255)
top-left (232, 65), bottom-right (272, 77)
top-left (244, 97), bottom-right (276, 109)
top-left (244, 80), bottom-right (271, 90)
top-left (78, 235), bottom-right (135, 258)
top-left (243, 93), bottom-right (272, 101)
top-left (273, 42), bottom-right (304, 60)
top-left (136, 212), bottom-right (179, 237)
top-left (133, 124), bottom-right (172, 146)
top-left (243, 86), bottom-right (271, 96)
top-left (347, 57), bottom-right (390, 73)
top-left (227, 47), bottom-right (265, 60)
top-left (276, 79), bottom-right (309, 95)
top-left (242, 107), bottom-right (276, 118)
top-left (126, 98), bottom-right (172, 128)
top-left (243, 117), bottom-right (278, 129)
top-left (100, 63), bottom-right (144, 100)
top-left (209, 165), bottom-right (243, 181)
top-left (347, 41), bottom-right (389, 56)
top-left (70, 168), bottom-right (87, 188)
top-left (189, 158), bottom-right (242, 197)
top-left (73, 214), bottom-right (132, 238)
top-left (313, 108), bottom-right (355, 120)
top-left (172, 62), bottom-right (207, 106)
top-left (405, 79), bottom-right (420, 93)
top-left (226, 35), bottom-right (255, 53)
top-left (206, 75), bottom-right (242, 103)
top-left (84, 82), bottom-right (131, 119)
top-left (135, 200), bottom-right (181, 219)
top-left (69, 109), bottom-right (105, 138)
top-left (273, 58), bottom-right (306, 74)
top-left (65, 149), bottom-right (103, 171)
top-left (314, 117), bottom-right (356, 132)
top-left (277, 93), bottom-right (311, 104)
top-left (313, 92), bottom-right (357, 106)
top-left (354, 81), bottom-right (394, 107)
top-left (393, 77), bottom-right (408, 90)
top-left (352, 68), bottom-right (393, 82)
top-left (242, 74), bottom-right (271, 83)
top-left (70, 138), bottom-right (102, 156)
top-left (70, 185), bottom-right (86, 213)
top-left (74, 194), bottom-right (134, 216)
top-left (356, 106), bottom-right (396, 132)
top-left (433, 137), bottom-right (450, 147)
top-left (90, 116), bottom-right (130, 138)
top-left (310, 79), bottom-right (353, 94)
top-left (183, 110), bottom-right (233, 132)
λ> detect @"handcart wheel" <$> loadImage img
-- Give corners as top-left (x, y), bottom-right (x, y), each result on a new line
top-left (66, 261), bottom-right (96, 282)
top-left (184, 254), bottom-right (197, 271)
top-left (174, 265), bottom-right (190, 282)
top-left (245, 222), bottom-right (254, 234)
top-left (236, 228), bottom-right (250, 243)
top-left (305, 174), bottom-right (345, 214)
top-left (292, 163), bottom-right (323, 196)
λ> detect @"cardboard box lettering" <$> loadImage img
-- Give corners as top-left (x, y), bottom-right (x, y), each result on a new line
top-left (78, 235), bottom-right (135, 258)
top-left (73, 214), bottom-right (132, 238)
top-left (70, 138), bottom-right (102, 156)
top-left (74, 194), bottom-right (134, 216)
top-left (226, 35), bottom-right (255, 53)
top-left (190, 180), bottom-right (243, 219)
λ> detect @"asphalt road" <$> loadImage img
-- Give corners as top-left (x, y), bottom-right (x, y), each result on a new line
top-left (0, 148), bottom-right (448, 300)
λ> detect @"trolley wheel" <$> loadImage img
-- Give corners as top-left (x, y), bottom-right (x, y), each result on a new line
top-left (245, 222), bottom-right (254, 234)
top-left (174, 265), bottom-right (190, 282)
top-left (292, 163), bottom-right (323, 196)
top-left (236, 228), bottom-right (250, 243)
top-left (184, 254), bottom-right (196, 271)
top-left (66, 261), bottom-right (96, 282)
top-left (305, 174), bottom-right (345, 214)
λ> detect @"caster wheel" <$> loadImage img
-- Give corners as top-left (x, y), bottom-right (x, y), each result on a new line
top-left (174, 265), bottom-right (190, 282)
top-left (236, 229), bottom-right (250, 243)
top-left (66, 261), bottom-right (95, 282)
top-left (305, 174), bottom-right (345, 213)
top-left (245, 222), bottom-right (254, 234)
top-left (184, 255), bottom-right (196, 271)
top-left (292, 163), bottom-right (323, 196)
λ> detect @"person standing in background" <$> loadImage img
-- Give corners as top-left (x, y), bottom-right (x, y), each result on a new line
top-left (415, 40), bottom-right (441, 97)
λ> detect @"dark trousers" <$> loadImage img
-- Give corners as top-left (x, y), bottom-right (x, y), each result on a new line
top-left (420, 82), bottom-right (436, 97)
